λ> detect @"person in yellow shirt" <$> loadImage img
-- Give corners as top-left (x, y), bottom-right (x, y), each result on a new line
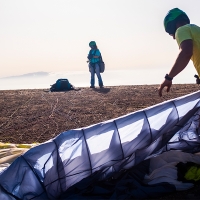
top-left (158, 8), bottom-right (200, 97)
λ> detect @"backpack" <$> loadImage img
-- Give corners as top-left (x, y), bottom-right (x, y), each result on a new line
top-left (99, 55), bottom-right (105, 73)
top-left (50, 79), bottom-right (74, 92)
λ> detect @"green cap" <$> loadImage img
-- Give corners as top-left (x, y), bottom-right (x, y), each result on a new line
top-left (164, 8), bottom-right (190, 34)
top-left (89, 41), bottom-right (96, 47)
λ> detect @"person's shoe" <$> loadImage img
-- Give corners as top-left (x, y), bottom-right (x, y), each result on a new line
top-left (100, 85), bottom-right (104, 88)
top-left (90, 86), bottom-right (95, 88)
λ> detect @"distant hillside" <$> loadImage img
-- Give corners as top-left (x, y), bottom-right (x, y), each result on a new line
top-left (1, 72), bottom-right (49, 79)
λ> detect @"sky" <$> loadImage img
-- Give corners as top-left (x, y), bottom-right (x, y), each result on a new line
top-left (0, 0), bottom-right (200, 78)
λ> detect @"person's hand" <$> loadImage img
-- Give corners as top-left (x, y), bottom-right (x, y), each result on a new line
top-left (158, 79), bottom-right (172, 97)
top-left (196, 79), bottom-right (200, 84)
top-left (194, 75), bottom-right (200, 84)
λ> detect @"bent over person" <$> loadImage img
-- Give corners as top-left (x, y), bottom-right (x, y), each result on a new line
top-left (158, 8), bottom-right (200, 97)
top-left (87, 41), bottom-right (104, 88)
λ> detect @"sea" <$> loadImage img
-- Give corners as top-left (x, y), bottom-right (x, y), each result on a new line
top-left (0, 68), bottom-right (197, 90)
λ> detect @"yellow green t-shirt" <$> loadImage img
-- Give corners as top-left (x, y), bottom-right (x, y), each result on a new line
top-left (175, 24), bottom-right (200, 76)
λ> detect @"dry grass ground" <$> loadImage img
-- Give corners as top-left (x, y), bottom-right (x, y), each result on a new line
top-left (0, 84), bottom-right (199, 144)
top-left (0, 84), bottom-right (200, 199)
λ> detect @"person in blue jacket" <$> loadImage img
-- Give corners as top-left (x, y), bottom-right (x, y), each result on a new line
top-left (87, 41), bottom-right (104, 88)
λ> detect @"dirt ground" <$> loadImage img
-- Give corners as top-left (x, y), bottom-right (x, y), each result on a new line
top-left (1, 84), bottom-right (200, 199)
top-left (0, 84), bottom-right (199, 144)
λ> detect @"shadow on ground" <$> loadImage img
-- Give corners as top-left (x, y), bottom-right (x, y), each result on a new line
top-left (93, 87), bottom-right (111, 94)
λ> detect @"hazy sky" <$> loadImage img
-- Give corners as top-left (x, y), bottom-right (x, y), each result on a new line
top-left (0, 0), bottom-right (200, 77)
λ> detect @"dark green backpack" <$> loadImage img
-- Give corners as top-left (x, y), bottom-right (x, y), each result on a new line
top-left (50, 79), bottom-right (73, 92)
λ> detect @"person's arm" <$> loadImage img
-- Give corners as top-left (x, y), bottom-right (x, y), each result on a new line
top-left (158, 39), bottom-right (193, 97)
top-left (87, 50), bottom-right (92, 62)
top-left (168, 39), bottom-right (193, 77)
